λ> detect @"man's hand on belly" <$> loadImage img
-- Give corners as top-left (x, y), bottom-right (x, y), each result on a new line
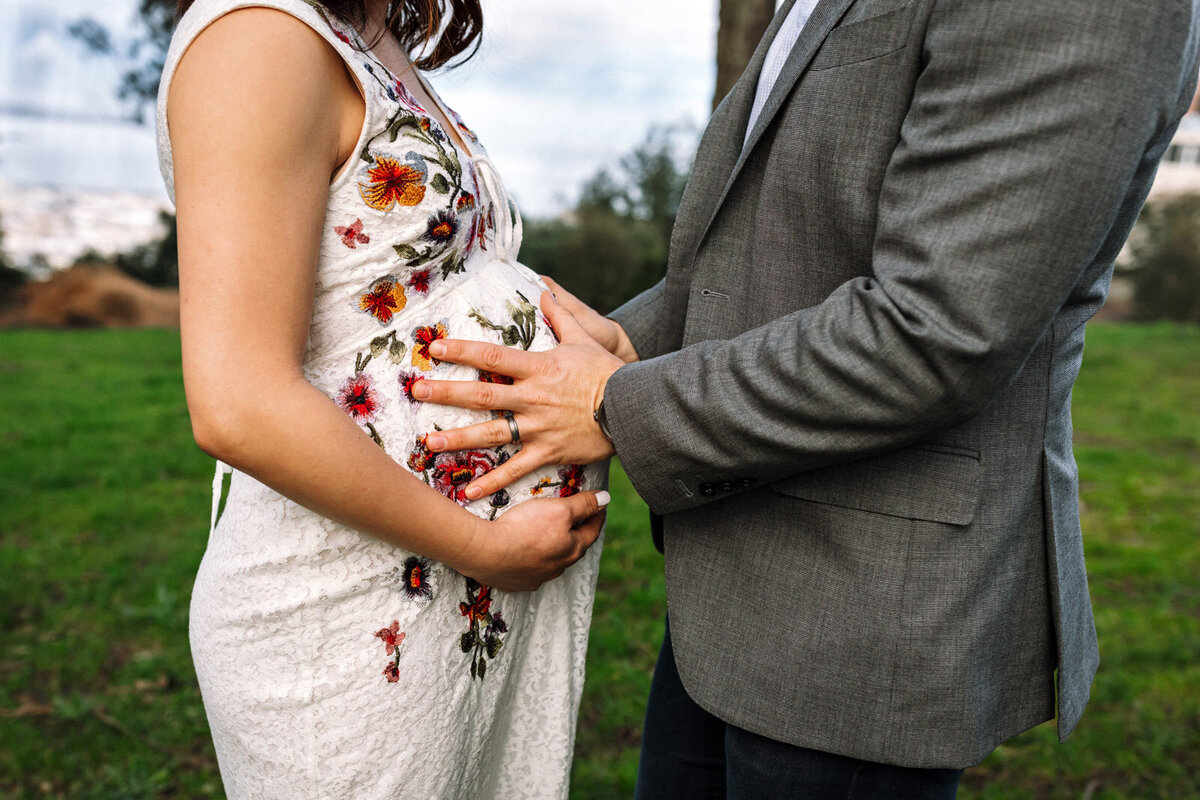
top-left (412, 290), bottom-right (622, 498)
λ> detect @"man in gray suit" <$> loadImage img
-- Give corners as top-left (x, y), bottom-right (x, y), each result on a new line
top-left (411, 0), bottom-right (1200, 794)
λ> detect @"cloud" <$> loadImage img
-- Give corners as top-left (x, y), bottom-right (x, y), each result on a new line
top-left (2, 0), bottom-right (730, 215)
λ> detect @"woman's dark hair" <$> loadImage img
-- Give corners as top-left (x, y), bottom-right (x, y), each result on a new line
top-left (175, 1), bottom-right (483, 70)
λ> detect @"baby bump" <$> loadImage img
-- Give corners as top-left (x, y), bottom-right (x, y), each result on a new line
top-left (313, 257), bottom-right (598, 519)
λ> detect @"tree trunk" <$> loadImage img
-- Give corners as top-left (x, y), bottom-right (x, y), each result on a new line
top-left (714, 0), bottom-right (777, 110)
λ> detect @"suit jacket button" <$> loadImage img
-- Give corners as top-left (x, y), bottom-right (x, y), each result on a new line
top-left (720, 481), bottom-right (734, 492)
top-left (700, 483), bottom-right (716, 496)
top-left (738, 477), bottom-right (755, 488)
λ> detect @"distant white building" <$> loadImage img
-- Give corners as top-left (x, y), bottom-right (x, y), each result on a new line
top-left (1150, 113), bottom-right (1200, 198)
top-left (0, 180), bottom-right (170, 270)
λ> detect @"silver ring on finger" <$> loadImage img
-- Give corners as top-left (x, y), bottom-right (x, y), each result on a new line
top-left (506, 412), bottom-right (521, 445)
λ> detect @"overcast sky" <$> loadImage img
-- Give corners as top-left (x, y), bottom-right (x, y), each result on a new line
top-left (0, 0), bottom-right (731, 215)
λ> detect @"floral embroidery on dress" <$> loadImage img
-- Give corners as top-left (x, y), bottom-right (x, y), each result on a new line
top-left (335, 218), bottom-right (371, 248)
top-left (431, 450), bottom-right (498, 506)
top-left (337, 372), bottom-right (382, 423)
top-left (477, 369), bottom-right (514, 386)
top-left (397, 555), bottom-right (434, 600)
top-left (358, 276), bottom-right (408, 324)
top-left (398, 371), bottom-right (424, 405)
top-left (411, 321), bottom-right (449, 371)
top-left (360, 153), bottom-right (429, 211)
top-left (531, 465), bottom-right (587, 498)
top-left (375, 620), bottom-right (406, 683)
top-left (407, 268), bottom-right (432, 295)
top-left (469, 291), bottom-right (539, 350)
top-left (459, 578), bottom-right (507, 680)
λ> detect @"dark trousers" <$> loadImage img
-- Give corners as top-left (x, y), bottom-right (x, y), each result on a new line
top-left (634, 620), bottom-right (965, 800)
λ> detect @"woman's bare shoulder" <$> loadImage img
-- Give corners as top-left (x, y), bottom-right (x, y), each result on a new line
top-left (167, 5), bottom-right (352, 162)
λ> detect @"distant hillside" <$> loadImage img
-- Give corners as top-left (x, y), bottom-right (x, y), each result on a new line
top-left (0, 263), bottom-right (179, 329)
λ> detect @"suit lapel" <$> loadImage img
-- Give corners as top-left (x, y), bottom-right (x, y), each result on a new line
top-left (691, 0), bottom-right (857, 257)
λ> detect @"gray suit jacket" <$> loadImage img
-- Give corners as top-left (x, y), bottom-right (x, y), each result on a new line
top-left (606, 0), bottom-right (1200, 769)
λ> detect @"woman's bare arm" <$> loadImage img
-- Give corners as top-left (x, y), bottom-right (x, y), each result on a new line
top-left (168, 8), bottom-right (604, 591)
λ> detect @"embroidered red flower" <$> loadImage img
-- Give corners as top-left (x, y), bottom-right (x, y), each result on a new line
top-left (382, 661), bottom-right (400, 683)
top-left (408, 435), bottom-right (434, 472)
top-left (336, 372), bottom-right (381, 423)
top-left (407, 269), bottom-right (432, 295)
top-left (375, 620), bottom-right (405, 655)
top-left (431, 450), bottom-right (497, 505)
top-left (459, 583), bottom-right (493, 624)
top-left (477, 370), bottom-right (514, 385)
top-left (359, 154), bottom-right (427, 211)
top-left (411, 321), bottom-right (449, 371)
top-left (335, 218), bottom-right (370, 248)
top-left (457, 192), bottom-right (476, 212)
top-left (423, 211), bottom-right (459, 244)
top-left (398, 371), bottom-right (423, 404)
top-left (358, 276), bottom-right (407, 324)
top-left (400, 555), bottom-right (433, 600)
top-left (557, 465), bottom-right (586, 497)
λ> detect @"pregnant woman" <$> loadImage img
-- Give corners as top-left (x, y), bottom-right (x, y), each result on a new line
top-left (157, 0), bottom-right (608, 796)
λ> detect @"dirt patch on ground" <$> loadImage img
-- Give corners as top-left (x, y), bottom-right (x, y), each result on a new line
top-left (0, 263), bottom-right (179, 329)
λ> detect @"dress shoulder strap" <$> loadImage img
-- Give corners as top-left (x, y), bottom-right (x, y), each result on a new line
top-left (155, 0), bottom-right (368, 203)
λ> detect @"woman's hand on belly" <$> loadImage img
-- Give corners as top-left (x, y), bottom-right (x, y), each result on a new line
top-left (456, 491), bottom-right (611, 592)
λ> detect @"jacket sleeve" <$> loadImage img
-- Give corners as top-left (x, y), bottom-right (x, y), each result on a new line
top-left (604, 0), bottom-right (1200, 515)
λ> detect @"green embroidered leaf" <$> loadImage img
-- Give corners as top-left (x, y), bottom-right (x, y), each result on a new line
top-left (460, 632), bottom-right (475, 653)
top-left (393, 244), bottom-right (421, 260)
top-left (476, 658), bottom-right (487, 679)
top-left (470, 659), bottom-right (477, 679)
top-left (369, 336), bottom-right (389, 358)
top-left (388, 338), bottom-right (407, 364)
top-left (486, 635), bottom-right (502, 659)
top-left (439, 253), bottom-right (465, 280)
top-left (430, 173), bottom-right (450, 194)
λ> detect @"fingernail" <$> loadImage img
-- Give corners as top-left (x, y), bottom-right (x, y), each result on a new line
top-left (426, 434), bottom-right (446, 451)
top-left (595, 490), bottom-right (611, 508)
top-left (429, 341), bottom-right (446, 357)
top-left (412, 381), bottom-right (431, 400)
top-left (466, 486), bottom-right (483, 500)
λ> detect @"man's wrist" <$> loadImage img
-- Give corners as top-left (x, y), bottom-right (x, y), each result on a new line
top-left (593, 396), bottom-right (614, 442)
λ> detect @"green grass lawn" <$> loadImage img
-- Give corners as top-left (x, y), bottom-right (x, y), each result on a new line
top-left (1, 323), bottom-right (1197, 799)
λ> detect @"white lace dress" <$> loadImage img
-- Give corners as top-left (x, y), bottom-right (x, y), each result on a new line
top-left (156, 2), bottom-right (605, 797)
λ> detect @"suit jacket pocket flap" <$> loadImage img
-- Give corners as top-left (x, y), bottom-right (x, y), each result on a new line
top-left (768, 444), bottom-right (980, 525)
top-left (810, 4), bottom-right (914, 71)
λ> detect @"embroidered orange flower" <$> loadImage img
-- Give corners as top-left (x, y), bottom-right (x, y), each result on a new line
top-left (411, 321), bottom-right (449, 371)
top-left (423, 211), bottom-right (459, 244)
top-left (359, 154), bottom-right (427, 211)
top-left (358, 276), bottom-right (407, 325)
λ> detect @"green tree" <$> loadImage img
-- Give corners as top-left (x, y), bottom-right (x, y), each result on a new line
top-left (70, 0), bottom-right (176, 119)
top-left (1124, 193), bottom-right (1200, 323)
top-left (520, 127), bottom-right (690, 314)
top-left (0, 212), bottom-right (29, 299)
